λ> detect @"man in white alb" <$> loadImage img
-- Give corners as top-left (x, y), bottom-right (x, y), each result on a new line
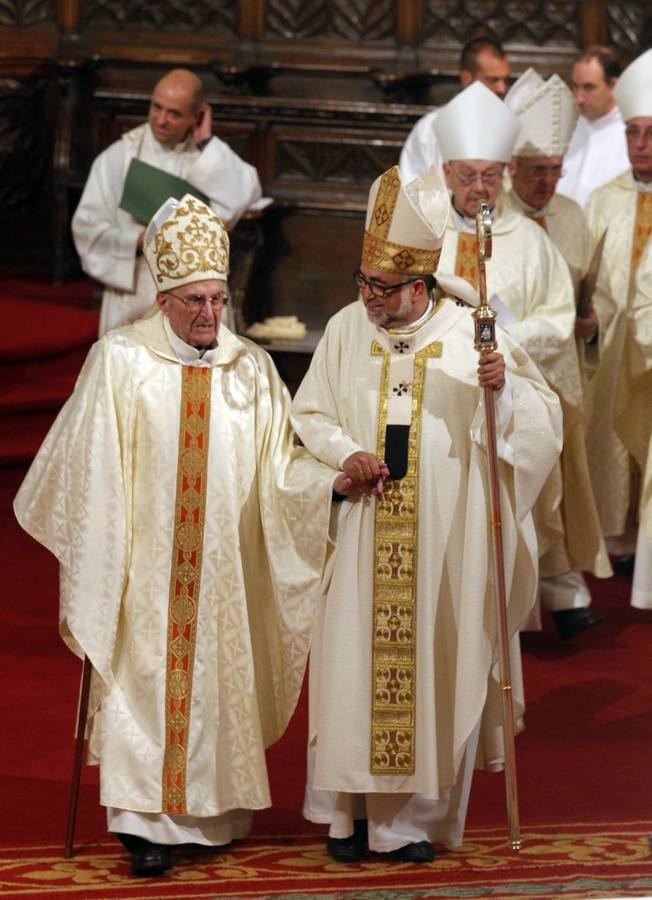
top-left (72, 68), bottom-right (262, 336)
top-left (556, 46), bottom-right (629, 207)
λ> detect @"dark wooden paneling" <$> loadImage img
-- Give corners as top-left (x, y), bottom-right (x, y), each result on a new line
top-left (0, 0), bottom-right (649, 298)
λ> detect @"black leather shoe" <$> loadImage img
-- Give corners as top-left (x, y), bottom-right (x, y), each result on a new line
top-left (383, 840), bottom-right (436, 862)
top-left (130, 843), bottom-right (171, 877)
top-left (552, 607), bottom-right (604, 640)
top-left (612, 554), bottom-right (635, 576)
top-left (326, 819), bottom-right (368, 863)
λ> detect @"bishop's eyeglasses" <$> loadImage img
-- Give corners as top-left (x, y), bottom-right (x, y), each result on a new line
top-left (353, 270), bottom-right (416, 299)
top-left (166, 289), bottom-right (230, 311)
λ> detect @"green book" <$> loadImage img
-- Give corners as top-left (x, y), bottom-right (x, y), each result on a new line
top-left (119, 158), bottom-right (211, 224)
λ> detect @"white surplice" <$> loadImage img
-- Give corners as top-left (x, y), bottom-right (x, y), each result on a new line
top-left (291, 297), bottom-right (562, 844)
top-left (14, 311), bottom-right (335, 827)
top-left (556, 106), bottom-right (630, 208)
top-left (72, 124), bottom-right (262, 335)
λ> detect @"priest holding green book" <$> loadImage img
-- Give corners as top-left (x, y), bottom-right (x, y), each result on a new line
top-left (72, 68), bottom-right (262, 336)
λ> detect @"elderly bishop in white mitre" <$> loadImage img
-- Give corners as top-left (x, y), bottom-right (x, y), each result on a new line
top-left (14, 193), bottom-right (345, 874)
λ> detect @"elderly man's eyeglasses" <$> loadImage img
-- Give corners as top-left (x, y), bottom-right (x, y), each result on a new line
top-left (353, 270), bottom-right (416, 298)
top-left (448, 163), bottom-right (503, 186)
top-left (516, 162), bottom-right (565, 179)
top-left (625, 125), bottom-right (652, 143)
top-left (166, 289), bottom-right (230, 311)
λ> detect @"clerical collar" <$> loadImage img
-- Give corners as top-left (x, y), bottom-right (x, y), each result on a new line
top-left (164, 316), bottom-right (219, 365)
top-left (147, 124), bottom-right (192, 156)
top-left (510, 187), bottom-right (548, 218)
top-left (450, 203), bottom-right (495, 234)
top-left (386, 295), bottom-right (444, 337)
top-left (634, 176), bottom-right (652, 193)
top-left (583, 105), bottom-right (621, 131)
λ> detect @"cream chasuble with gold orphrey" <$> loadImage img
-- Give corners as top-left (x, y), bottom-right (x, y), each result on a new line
top-left (14, 311), bottom-right (334, 818)
top-left (291, 298), bottom-right (562, 798)
top-left (584, 172), bottom-right (652, 538)
top-left (443, 207), bottom-right (610, 578)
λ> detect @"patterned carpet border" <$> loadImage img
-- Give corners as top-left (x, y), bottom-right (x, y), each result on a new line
top-left (1, 823), bottom-right (651, 899)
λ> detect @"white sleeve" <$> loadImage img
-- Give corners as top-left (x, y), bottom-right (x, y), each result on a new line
top-left (72, 142), bottom-right (143, 293)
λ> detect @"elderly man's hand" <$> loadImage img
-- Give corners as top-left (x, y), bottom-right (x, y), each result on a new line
top-left (342, 451), bottom-right (389, 495)
top-left (478, 352), bottom-right (505, 390)
top-left (575, 304), bottom-right (599, 342)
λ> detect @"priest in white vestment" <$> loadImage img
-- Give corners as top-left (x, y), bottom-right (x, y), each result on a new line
top-left (291, 164), bottom-right (562, 863)
top-left (589, 50), bottom-right (652, 605)
top-left (433, 83), bottom-right (607, 639)
top-left (617, 241), bottom-right (652, 609)
top-left (72, 68), bottom-right (262, 336)
top-left (15, 195), bottom-right (350, 877)
top-left (556, 47), bottom-right (629, 207)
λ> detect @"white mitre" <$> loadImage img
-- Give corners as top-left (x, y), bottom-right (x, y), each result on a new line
top-left (361, 164), bottom-right (449, 275)
top-left (505, 67), bottom-right (544, 110)
top-left (614, 48), bottom-right (652, 121)
top-left (506, 70), bottom-right (577, 157)
top-left (433, 81), bottom-right (521, 162)
top-left (143, 193), bottom-right (230, 292)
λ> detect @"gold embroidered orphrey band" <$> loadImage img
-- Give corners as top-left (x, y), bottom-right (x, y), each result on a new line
top-left (370, 338), bottom-right (442, 775)
top-left (162, 366), bottom-right (211, 813)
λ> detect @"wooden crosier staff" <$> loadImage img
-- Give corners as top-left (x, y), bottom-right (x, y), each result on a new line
top-left (64, 654), bottom-right (92, 858)
top-left (471, 200), bottom-right (522, 851)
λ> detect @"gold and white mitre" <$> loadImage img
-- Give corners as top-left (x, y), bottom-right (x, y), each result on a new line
top-left (506, 69), bottom-right (577, 157)
top-left (144, 193), bottom-right (230, 291)
top-left (614, 48), bottom-right (652, 121)
top-left (433, 81), bottom-right (521, 162)
top-left (361, 164), bottom-right (449, 275)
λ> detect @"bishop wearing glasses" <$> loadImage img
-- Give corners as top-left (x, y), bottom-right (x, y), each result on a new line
top-left (291, 164), bottom-right (562, 863)
top-left (14, 194), bottom-right (355, 877)
top-left (435, 83), bottom-right (605, 639)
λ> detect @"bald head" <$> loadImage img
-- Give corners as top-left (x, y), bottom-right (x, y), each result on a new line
top-left (148, 68), bottom-right (204, 147)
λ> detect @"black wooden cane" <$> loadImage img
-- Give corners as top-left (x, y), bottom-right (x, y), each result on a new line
top-left (64, 655), bottom-right (92, 858)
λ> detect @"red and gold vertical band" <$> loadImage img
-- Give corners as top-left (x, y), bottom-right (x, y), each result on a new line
top-left (629, 192), bottom-right (652, 296)
top-left (162, 366), bottom-right (212, 814)
top-left (455, 233), bottom-right (478, 288)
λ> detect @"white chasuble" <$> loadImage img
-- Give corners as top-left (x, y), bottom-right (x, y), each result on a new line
top-left (291, 298), bottom-right (562, 799)
top-left (614, 239), bottom-right (652, 608)
top-left (443, 208), bottom-right (609, 578)
top-left (584, 172), bottom-right (652, 538)
top-left (14, 311), bottom-right (333, 817)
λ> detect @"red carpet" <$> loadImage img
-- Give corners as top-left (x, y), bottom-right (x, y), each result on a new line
top-left (2, 283), bottom-right (652, 897)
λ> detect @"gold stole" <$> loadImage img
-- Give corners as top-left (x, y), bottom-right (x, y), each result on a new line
top-left (629, 192), bottom-right (652, 296)
top-left (162, 366), bottom-right (212, 813)
top-left (454, 232), bottom-right (478, 288)
top-left (370, 337), bottom-right (442, 775)
top-left (533, 216), bottom-right (547, 231)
